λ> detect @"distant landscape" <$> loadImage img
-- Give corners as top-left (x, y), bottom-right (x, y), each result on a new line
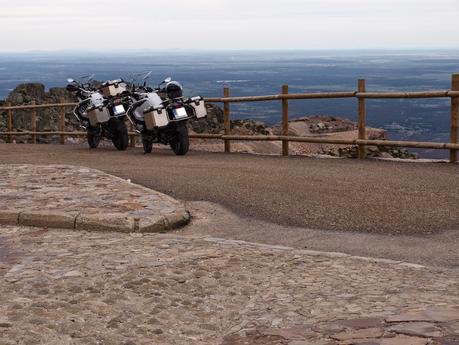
top-left (1, 49), bottom-right (459, 158)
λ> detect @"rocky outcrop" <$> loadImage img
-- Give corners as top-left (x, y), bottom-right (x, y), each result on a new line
top-left (1, 83), bottom-right (78, 143)
top-left (191, 114), bottom-right (417, 159)
top-left (324, 145), bottom-right (418, 159)
top-left (291, 115), bottom-right (357, 134)
top-left (188, 104), bottom-right (224, 134)
top-left (231, 119), bottom-right (270, 135)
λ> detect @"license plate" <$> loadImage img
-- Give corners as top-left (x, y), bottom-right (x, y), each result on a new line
top-left (113, 105), bottom-right (125, 115)
top-left (173, 107), bottom-right (187, 119)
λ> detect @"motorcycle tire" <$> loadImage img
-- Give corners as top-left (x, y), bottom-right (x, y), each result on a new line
top-left (112, 121), bottom-right (129, 151)
top-left (87, 127), bottom-right (101, 149)
top-left (142, 136), bottom-right (153, 154)
top-left (169, 122), bottom-right (189, 156)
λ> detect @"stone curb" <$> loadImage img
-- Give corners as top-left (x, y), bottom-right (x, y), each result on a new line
top-left (0, 208), bottom-right (190, 233)
top-left (0, 210), bottom-right (20, 226)
top-left (19, 210), bottom-right (80, 229)
top-left (0, 165), bottom-right (191, 233)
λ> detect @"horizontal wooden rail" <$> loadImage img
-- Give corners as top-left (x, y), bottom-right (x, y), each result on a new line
top-left (205, 92), bottom-right (357, 103)
top-left (204, 90), bottom-right (459, 103)
top-left (220, 135), bottom-right (459, 150)
top-left (356, 91), bottom-right (450, 99)
top-left (0, 103), bottom-right (77, 111)
top-left (2, 131), bottom-right (457, 150)
top-left (0, 131), bottom-right (88, 136)
top-left (189, 133), bottom-right (223, 139)
top-left (1, 90), bottom-right (458, 111)
top-left (354, 139), bottom-right (459, 150)
top-left (0, 131), bottom-right (223, 139)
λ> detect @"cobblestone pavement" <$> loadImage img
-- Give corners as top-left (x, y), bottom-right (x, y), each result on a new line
top-left (0, 164), bottom-right (189, 232)
top-left (0, 225), bottom-right (458, 345)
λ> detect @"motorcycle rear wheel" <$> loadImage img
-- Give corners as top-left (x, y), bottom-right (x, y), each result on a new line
top-left (112, 121), bottom-right (129, 151)
top-left (169, 122), bottom-right (189, 155)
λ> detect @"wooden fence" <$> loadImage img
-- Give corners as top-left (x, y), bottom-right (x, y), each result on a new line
top-left (1, 74), bottom-right (459, 162)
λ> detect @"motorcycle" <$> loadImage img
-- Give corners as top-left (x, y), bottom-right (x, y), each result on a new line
top-left (126, 72), bottom-right (207, 155)
top-left (66, 75), bottom-right (129, 150)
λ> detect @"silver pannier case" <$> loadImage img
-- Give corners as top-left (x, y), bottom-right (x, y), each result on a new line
top-left (100, 79), bottom-right (128, 98)
top-left (87, 106), bottom-right (110, 126)
top-left (132, 92), bottom-right (169, 129)
top-left (144, 107), bottom-right (169, 129)
top-left (187, 96), bottom-right (207, 119)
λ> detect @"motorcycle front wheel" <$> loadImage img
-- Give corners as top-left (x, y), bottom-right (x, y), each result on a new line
top-left (169, 122), bottom-right (189, 155)
top-left (112, 120), bottom-right (129, 151)
top-left (87, 127), bottom-right (101, 149)
top-left (142, 136), bottom-right (153, 154)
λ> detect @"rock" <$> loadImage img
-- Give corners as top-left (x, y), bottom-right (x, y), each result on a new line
top-left (380, 335), bottom-right (430, 345)
top-left (7, 83), bottom-right (46, 103)
top-left (285, 115), bottom-right (357, 134)
top-left (337, 317), bottom-right (385, 330)
top-left (444, 321), bottom-right (459, 335)
top-left (387, 322), bottom-right (443, 338)
top-left (230, 119), bottom-right (270, 135)
top-left (330, 327), bottom-right (384, 341)
top-left (188, 103), bottom-right (224, 133)
top-left (435, 335), bottom-right (459, 345)
top-left (2, 83), bottom-right (77, 144)
top-left (380, 152), bottom-right (393, 159)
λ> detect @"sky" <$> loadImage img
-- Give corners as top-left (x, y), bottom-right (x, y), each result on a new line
top-left (1, 0), bottom-right (459, 51)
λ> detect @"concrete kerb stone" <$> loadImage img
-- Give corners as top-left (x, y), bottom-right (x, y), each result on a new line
top-left (164, 210), bottom-right (191, 230)
top-left (136, 209), bottom-right (191, 233)
top-left (0, 210), bottom-right (20, 226)
top-left (75, 213), bottom-right (136, 233)
top-left (1, 209), bottom-right (190, 234)
top-left (19, 210), bottom-right (79, 230)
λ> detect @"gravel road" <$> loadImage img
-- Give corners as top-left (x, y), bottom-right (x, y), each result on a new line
top-left (1, 143), bottom-right (457, 235)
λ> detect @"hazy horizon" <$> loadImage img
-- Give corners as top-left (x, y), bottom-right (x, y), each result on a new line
top-left (2, 0), bottom-right (459, 51)
top-left (2, 48), bottom-right (459, 55)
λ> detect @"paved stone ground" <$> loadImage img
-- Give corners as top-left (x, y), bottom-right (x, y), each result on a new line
top-left (0, 164), bottom-right (190, 232)
top-left (0, 225), bottom-right (458, 345)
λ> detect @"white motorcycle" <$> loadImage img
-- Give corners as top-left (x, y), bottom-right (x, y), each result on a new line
top-left (127, 72), bottom-right (207, 155)
top-left (66, 75), bottom-right (129, 150)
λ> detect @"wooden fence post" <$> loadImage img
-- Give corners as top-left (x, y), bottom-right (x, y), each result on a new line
top-left (282, 84), bottom-right (289, 156)
top-left (31, 100), bottom-right (37, 144)
top-left (6, 102), bottom-right (12, 143)
top-left (358, 79), bottom-right (366, 159)
top-left (59, 98), bottom-right (66, 144)
top-left (450, 74), bottom-right (459, 163)
top-left (223, 87), bottom-right (231, 153)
